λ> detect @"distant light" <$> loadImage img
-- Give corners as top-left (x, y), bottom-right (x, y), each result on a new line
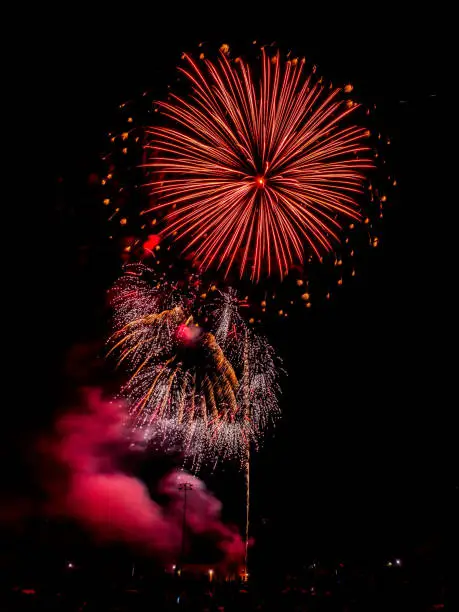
top-left (395, 558), bottom-right (401, 566)
top-left (172, 564), bottom-right (176, 570)
top-left (387, 561), bottom-right (393, 567)
top-left (67, 563), bottom-right (74, 569)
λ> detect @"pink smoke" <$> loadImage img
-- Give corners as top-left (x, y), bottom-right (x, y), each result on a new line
top-left (160, 472), bottom-right (245, 565)
top-left (43, 388), bottom-right (244, 566)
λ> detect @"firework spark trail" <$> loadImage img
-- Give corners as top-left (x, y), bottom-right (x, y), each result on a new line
top-left (245, 446), bottom-right (250, 574)
top-left (108, 266), bottom-right (281, 467)
top-left (210, 289), bottom-right (281, 437)
top-left (145, 49), bottom-right (373, 281)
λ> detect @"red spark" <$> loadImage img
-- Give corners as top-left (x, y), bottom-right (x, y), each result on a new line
top-left (143, 234), bottom-right (161, 253)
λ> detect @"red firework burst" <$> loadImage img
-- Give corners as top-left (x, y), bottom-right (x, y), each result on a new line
top-left (145, 48), bottom-right (373, 281)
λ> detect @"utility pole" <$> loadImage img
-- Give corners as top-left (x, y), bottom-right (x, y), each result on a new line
top-left (178, 482), bottom-right (193, 570)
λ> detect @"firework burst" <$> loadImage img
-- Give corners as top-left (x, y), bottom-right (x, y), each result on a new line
top-left (108, 265), bottom-right (281, 466)
top-left (145, 48), bottom-right (373, 281)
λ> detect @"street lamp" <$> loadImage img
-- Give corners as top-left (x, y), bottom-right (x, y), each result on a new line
top-left (178, 482), bottom-right (193, 569)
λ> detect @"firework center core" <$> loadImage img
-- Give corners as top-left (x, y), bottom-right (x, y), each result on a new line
top-left (256, 176), bottom-right (266, 188)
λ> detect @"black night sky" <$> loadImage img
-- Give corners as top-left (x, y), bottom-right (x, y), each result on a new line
top-left (5, 5), bottom-right (454, 604)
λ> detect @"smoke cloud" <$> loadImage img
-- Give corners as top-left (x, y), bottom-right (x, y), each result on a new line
top-left (42, 388), bottom-right (244, 567)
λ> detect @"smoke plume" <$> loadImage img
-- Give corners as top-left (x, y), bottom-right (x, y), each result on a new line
top-left (43, 388), bottom-right (244, 566)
